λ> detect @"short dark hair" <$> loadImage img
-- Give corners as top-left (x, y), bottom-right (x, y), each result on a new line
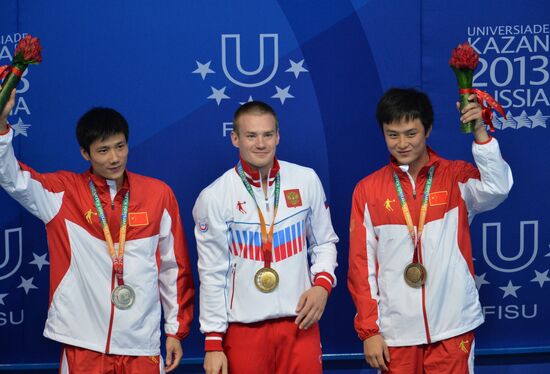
top-left (76, 107), bottom-right (129, 153)
top-left (376, 88), bottom-right (434, 133)
top-left (233, 101), bottom-right (279, 134)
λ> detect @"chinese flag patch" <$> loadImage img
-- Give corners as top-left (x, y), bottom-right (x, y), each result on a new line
top-left (429, 191), bottom-right (448, 206)
top-left (284, 189), bottom-right (302, 208)
top-left (129, 212), bottom-right (149, 226)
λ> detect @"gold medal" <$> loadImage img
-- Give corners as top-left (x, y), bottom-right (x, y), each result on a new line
top-left (404, 263), bottom-right (427, 288)
top-left (254, 267), bottom-right (279, 293)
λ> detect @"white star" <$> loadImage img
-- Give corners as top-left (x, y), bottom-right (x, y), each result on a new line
top-left (546, 244), bottom-right (550, 257)
top-left (501, 112), bottom-right (517, 130)
top-left (286, 59), bottom-right (308, 79)
top-left (528, 110), bottom-right (549, 128)
top-left (17, 276), bottom-right (38, 295)
top-left (492, 115), bottom-right (504, 130)
top-left (239, 96), bottom-right (254, 105)
top-left (515, 110), bottom-right (532, 129)
top-left (272, 85), bottom-right (294, 105)
top-left (0, 293), bottom-right (7, 306)
top-left (192, 60), bottom-right (215, 80)
top-left (475, 273), bottom-right (490, 290)
top-left (499, 280), bottom-right (521, 299)
top-left (207, 86), bottom-right (230, 106)
top-left (11, 117), bottom-right (31, 137)
top-left (29, 252), bottom-right (49, 271)
top-left (531, 270), bottom-right (550, 288)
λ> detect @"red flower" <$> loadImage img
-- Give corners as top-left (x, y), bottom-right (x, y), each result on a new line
top-left (449, 42), bottom-right (478, 70)
top-left (0, 34), bottom-right (42, 115)
top-left (14, 35), bottom-right (42, 64)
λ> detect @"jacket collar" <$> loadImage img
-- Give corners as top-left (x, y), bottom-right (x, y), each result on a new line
top-left (85, 168), bottom-right (130, 197)
top-left (389, 146), bottom-right (441, 177)
top-left (234, 157), bottom-right (280, 188)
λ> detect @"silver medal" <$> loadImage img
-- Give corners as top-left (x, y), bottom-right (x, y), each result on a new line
top-left (111, 284), bottom-right (135, 310)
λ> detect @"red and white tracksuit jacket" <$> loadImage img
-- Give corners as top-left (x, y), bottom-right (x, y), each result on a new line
top-left (348, 138), bottom-right (513, 346)
top-left (192, 159), bottom-right (338, 350)
top-left (0, 127), bottom-right (194, 355)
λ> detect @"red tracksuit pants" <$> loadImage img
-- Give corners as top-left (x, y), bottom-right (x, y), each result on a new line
top-left (385, 331), bottom-right (475, 374)
top-left (59, 345), bottom-right (163, 374)
top-left (224, 317), bottom-right (323, 374)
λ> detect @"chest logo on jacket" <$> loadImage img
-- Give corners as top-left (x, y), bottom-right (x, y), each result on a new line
top-left (236, 201), bottom-right (247, 214)
top-left (129, 212), bottom-right (149, 227)
top-left (84, 209), bottom-right (97, 224)
top-left (429, 191), bottom-right (448, 206)
top-left (230, 220), bottom-right (306, 262)
top-left (384, 198), bottom-right (395, 212)
top-left (284, 189), bottom-right (302, 208)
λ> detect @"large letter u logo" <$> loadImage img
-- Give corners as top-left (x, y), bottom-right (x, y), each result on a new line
top-left (0, 228), bottom-right (23, 280)
top-left (482, 221), bottom-right (538, 273)
top-left (222, 34), bottom-right (279, 88)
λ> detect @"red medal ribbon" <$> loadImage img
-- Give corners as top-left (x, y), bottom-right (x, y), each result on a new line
top-left (237, 161), bottom-right (280, 269)
top-left (459, 88), bottom-right (507, 132)
top-left (0, 66), bottom-right (11, 80)
top-left (89, 179), bottom-right (130, 287)
top-left (0, 65), bottom-right (23, 80)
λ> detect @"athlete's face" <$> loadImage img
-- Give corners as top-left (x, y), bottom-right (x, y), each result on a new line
top-left (231, 113), bottom-right (280, 176)
top-left (81, 133), bottom-right (128, 189)
top-left (383, 118), bottom-right (431, 172)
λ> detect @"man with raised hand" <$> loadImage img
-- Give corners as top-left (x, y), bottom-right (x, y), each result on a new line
top-left (0, 88), bottom-right (194, 373)
top-left (349, 88), bottom-right (513, 373)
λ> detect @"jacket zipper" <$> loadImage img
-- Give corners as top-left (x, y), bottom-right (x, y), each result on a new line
top-left (419, 244), bottom-right (431, 343)
top-left (410, 170), bottom-right (431, 342)
top-left (404, 169), bottom-right (431, 341)
top-left (264, 178), bottom-right (269, 212)
top-left (404, 171), bottom-right (417, 200)
top-left (105, 192), bottom-right (118, 352)
top-left (230, 264), bottom-right (237, 309)
top-left (104, 270), bottom-right (116, 353)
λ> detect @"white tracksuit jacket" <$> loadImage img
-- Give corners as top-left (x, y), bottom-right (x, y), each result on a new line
top-left (193, 159), bottom-right (338, 350)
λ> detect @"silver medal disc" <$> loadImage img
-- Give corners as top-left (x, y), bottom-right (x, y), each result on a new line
top-left (111, 284), bottom-right (136, 310)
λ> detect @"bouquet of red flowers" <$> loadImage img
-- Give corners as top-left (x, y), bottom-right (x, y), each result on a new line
top-left (450, 42), bottom-right (506, 133)
top-left (449, 42), bottom-right (480, 133)
top-left (0, 35), bottom-right (42, 115)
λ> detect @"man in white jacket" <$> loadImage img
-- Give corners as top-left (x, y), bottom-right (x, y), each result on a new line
top-left (193, 101), bottom-right (338, 374)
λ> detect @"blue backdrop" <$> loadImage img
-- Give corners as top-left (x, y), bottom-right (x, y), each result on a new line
top-left (0, 0), bottom-right (549, 368)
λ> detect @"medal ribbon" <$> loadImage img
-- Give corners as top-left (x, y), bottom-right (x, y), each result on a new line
top-left (393, 166), bottom-right (435, 263)
top-left (89, 179), bottom-right (129, 286)
top-left (237, 161), bottom-right (280, 268)
top-left (459, 88), bottom-right (506, 132)
top-left (0, 65), bottom-right (23, 79)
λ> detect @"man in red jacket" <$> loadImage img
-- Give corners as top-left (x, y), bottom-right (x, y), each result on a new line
top-left (0, 89), bottom-right (194, 373)
top-left (349, 88), bottom-right (513, 373)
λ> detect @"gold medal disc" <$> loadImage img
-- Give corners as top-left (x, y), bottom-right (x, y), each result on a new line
top-left (254, 267), bottom-right (279, 293)
top-left (404, 263), bottom-right (427, 288)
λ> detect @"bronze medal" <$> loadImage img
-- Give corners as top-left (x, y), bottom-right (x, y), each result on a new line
top-left (111, 284), bottom-right (136, 310)
top-left (404, 263), bottom-right (427, 287)
top-left (254, 267), bottom-right (279, 293)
